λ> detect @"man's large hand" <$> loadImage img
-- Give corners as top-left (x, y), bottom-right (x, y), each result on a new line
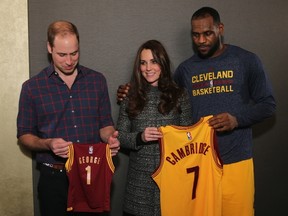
top-left (18, 134), bottom-right (71, 158)
top-left (117, 83), bottom-right (130, 103)
top-left (208, 113), bottom-right (238, 132)
top-left (48, 138), bottom-right (72, 158)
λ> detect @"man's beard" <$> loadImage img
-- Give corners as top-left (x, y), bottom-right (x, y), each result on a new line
top-left (193, 38), bottom-right (220, 59)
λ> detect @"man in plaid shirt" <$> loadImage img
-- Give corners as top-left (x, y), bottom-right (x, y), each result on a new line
top-left (17, 20), bottom-right (120, 216)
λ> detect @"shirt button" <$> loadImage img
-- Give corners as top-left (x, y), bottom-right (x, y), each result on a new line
top-left (70, 95), bottom-right (73, 98)
top-left (74, 125), bottom-right (77, 128)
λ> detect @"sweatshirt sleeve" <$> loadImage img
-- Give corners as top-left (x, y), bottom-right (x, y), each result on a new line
top-left (235, 53), bottom-right (276, 127)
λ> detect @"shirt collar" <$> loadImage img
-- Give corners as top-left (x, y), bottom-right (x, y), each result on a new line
top-left (46, 63), bottom-right (83, 77)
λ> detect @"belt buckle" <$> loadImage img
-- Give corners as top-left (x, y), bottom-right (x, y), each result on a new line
top-left (43, 163), bottom-right (53, 168)
top-left (43, 163), bottom-right (64, 172)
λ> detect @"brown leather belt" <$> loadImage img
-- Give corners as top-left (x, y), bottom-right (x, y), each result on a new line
top-left (43, 163), bottom-right (65, 170)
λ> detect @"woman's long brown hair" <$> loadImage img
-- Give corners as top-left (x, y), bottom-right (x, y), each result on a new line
top-left (127, 40), bottom-right (184, 119)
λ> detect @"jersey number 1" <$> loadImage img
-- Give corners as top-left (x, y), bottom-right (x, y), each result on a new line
top-left (85, 165), bottom-right (91, 185)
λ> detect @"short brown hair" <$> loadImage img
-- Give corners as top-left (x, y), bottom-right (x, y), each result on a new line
top-left (47, 20), bottom-right (79, 47)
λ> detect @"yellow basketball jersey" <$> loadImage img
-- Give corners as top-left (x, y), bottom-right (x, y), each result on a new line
top-left (152, 115), bottom-right (223, 216)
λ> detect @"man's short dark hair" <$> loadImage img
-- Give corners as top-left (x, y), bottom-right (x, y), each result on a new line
top-left (191, 7), bottom-right (221, 25)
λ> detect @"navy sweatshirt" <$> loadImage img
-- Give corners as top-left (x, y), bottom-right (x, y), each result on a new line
top-left (174, 44), bottom-right (276, 164)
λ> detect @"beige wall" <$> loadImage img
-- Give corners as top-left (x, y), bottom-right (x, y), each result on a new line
top-left (0, 0), bottom-right (33, 215)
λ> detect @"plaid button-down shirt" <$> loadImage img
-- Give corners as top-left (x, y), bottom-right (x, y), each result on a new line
top-left (17, 64), bottom-right (114, 163)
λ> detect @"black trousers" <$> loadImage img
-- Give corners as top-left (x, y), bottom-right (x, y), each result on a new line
top-left (38, 164), bottom-right (108, 216)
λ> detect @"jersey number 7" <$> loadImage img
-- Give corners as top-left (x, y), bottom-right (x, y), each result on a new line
top-left (186, 166), bottom-right (199, 199)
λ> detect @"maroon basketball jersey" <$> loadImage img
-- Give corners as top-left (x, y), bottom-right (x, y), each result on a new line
top-left (65, 143), bottom-right (115, 212)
